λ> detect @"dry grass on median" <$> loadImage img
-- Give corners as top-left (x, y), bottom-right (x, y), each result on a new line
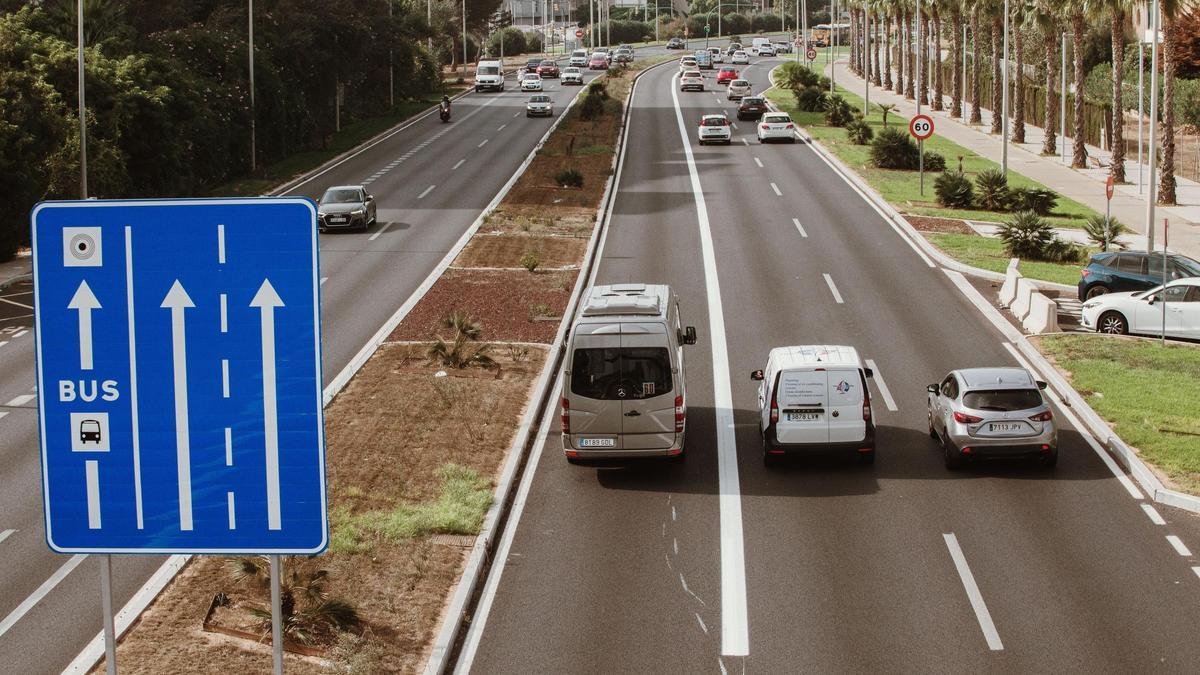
top-left (454, 233), bottom-right (588, 269)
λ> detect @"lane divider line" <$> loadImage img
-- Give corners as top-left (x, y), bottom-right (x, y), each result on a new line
top-left (943, 533), bottom-right (1004, 651)
top-left (478, 139), bottom-right (489, 148)
top-left (368, 222), bottom-right (393, 242)
top-left (770, 182), bottom-right (782, 196)
top-left (0, 554), bottom-right (87, 639)
top-left (822, 273), bottom-right (844, 304)
top-left (863, 359), bottom-right (898, 412)
top-left (452, 159), bottom-right (466, 170)
top-left (418, 185), bottom-right (437, 199)
top-left (5, 394), bottom-right (34, 407)
top-left (1167, 535), bottom-right (1193, 557)
top-left (753, 157), bottom-right (763, 168)
top-left (0, 529), bottom-right (14, 545)
top-left (1141, 504), bottom-right (1166, 525)
top-left (792, 218), bottom-right (808, 238)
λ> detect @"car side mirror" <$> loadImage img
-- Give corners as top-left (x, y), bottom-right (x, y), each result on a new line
top-left (1037, 381), bottom-right (1048, 390)
top-left (683, 326), bottom-right (697, 345)
top-left (365, 194), bottom-right (374, 202)
top-left (926, 384), bottom-right (939, 394)
top-left (751, 370), bottom-right (764, 381)
top-left (864, 368), bottom-right (874, 378)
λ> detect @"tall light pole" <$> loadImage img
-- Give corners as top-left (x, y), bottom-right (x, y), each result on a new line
top-left (1138, 39), bottom-right (1144, 194)
top-left (388, 1), bottom-right (394, 109)
top-left (462, 0), bottom-right (468, 80)
top-left (863, 0), bottom-right (869, 114)
top-left (1000, 0), bottom-right (1009, 174)
top-left (249, 0), bottom-right (257, 171)
top-left (1146, 0), bottom-right (1160, 250)
top-left (77, 0), bottom-right (88, 198)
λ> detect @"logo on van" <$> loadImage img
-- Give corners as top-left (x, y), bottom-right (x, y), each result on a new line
top-left (835, 380), bottom-right (852, 394)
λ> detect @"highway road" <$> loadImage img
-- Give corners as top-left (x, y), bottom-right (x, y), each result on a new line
top-left (460, 56), bottom-right (1200, 673)
top-left (0, 51), bottom-right (626, 673)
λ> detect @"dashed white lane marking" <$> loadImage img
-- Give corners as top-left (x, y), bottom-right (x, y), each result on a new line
top-left (943, 533), bottom-right (1004, 651)
top-left (1193, 567), bottom-right (1200, 581)
top-left (497, 124), bottom-right (507, 131)
top-left (0, 412), bottom-right (7, 421)
top-left (696, 613), bottom-right (709, 634)
top-left (0, 529), bottom-right (14, 545)
top-left (319, 277), bottom-right (329, 286)
top-left (452, 159), bottom-right (466, 170)
top-left (1167, 535), bottom-right (1193, 557)
top-left (792, 218), bottom-right (808, 237)
top-left (753, 157), bottom-right (763, 168)
top-left (822, 273), bottom-right (844, 304)
top-left (741, 137), bottom-right (749, 146)
top-left (0, 297), bottom-right (33, 310)
top-left (12, 329), bottom-right (27, 338)
top-left (864, 359), bottom-right (898, 412)
top-left (5, 394), bottom-right (34, 407)
top-left (513, 112), bottom-right (520, 117)
top-left (0, 554), bottom-right (87, 639)
top-left (673, 538), bottom-right (679, 555)
top-left (672, 506), bottom-right (677, 521)
top-left (1142, 504), bottom-right (1166, 525)
top-left (368, 222), bottom-right (392, 242)
top-left (770, 182), bottom-right (782, 196)
top-left (418, 185), bottom-right (436, 199)
top-left (478, 138), bottom-right (490, 148)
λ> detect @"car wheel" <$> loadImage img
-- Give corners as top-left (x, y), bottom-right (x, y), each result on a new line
top-left (1085, 284), bottom-right (1110, 299)
top-left (788, 137), bottom-right (796, 144)
top-left (943, 436), bottom-right (964, 470)
top-left (1040, 450), bottom-right (1059, 469)
top-left (1097, 311), bottom-right (1128, 335)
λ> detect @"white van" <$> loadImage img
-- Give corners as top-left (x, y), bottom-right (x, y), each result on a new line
top-left (752, 37), bottom-right (774, 52)
top-left (570, 49), bottom-right (589, 67)
top-left (750, 345), bottom-right (876, 465)
top-left (475, 59), bottom-right (504, 92)
top-left (561, 284), bottom-right (697, 462)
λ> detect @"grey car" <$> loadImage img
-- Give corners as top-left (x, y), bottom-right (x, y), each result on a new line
top-left (926, 367), bottom-right (1058, 469)
top-left (318, 185), bottom-right (377, 231)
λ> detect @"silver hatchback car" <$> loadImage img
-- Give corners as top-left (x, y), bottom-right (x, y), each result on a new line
top-left (926, 367), bottom-right (1058, 469)
top-left (727, 79), bottom-right (752, 100)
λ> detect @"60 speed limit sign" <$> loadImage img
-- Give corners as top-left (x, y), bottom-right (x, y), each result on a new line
top-left (909, 114), bottom-right (934, 141)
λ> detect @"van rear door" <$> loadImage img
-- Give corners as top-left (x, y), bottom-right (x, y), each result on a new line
top-left (567, 329), bottom-right (625, 450)
top-left (827, 369), bottom-right (867, 443)
top-left (775, 368), bottom-right (828, 444)
top-left (618, 325), bottom-right (676, 450)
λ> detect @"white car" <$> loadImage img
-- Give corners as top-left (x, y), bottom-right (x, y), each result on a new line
top-left (561, 67), bottom-right (584, 85)
top-left (526, 94), bottom-right (553, 117)
top-left (731, 50), bottom-right (750, 65)
top-left (679, 70), bottom-right (705, 91)
top-left (757, 112), bottom-right (796, 143)
top-left (727, 79), bottom-right (752, 100)
top-left (772, 41), bottom-right (792, 54)
top-left (697, 114), bottom-right (732, 145)
top-left (708, 47), bottom-right (725, 63)
top-left (757, 44), bottom-right (776, 57)
top-left (569, 49), bottom-right (588, 67)
top-left (1080, 277), bottom-right (1200, 339)
top-left (521, 73), bottom-right (543, 91)
top-left (679, 57), bottom-right (698, 72)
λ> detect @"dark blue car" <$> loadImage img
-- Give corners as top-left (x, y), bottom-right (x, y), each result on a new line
top-left (1078, 250), bottom-right (1200, 300)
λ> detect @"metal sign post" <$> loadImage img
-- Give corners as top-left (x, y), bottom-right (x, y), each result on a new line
top-left (100, 555), bottom-right (116, 675)
top-left (1106, 175), bottom-right (1114, 224)
top-left (910, 114), bottom-right (934, 194)
top-left (1162, 218), bottom-right (1169, 345)
top-left (271, 555), bottom-right (284, 675)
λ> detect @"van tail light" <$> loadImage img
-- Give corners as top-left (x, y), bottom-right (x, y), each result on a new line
top-left (769, 388), bottom-right (779, 424)
top-left (1029, 410), bottom-right (1053, 422)
top-left (560, 397), bottom-right (570, 434)
top-left (953, 411), bottom-right (983, 424)
top-left (862, 395), bottom-right (872, 422)
top-left (675, 395), bottom-right (685, 433)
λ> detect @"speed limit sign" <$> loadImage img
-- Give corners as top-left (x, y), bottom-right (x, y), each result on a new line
top-left (575, 29), bottom-right (584, 38)
top-left (909, 114), bottom-right (934, 141)
top-left (805, 47), bottom-right (817, 61)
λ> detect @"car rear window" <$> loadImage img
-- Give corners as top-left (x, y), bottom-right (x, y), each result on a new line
top-left (764, 114), bottom-right (789, 123)
top-left (731, 80), bottom-right (748, 86)
top-left (742, 97), bottom-right (763, 105)
top-left (962, 389), bottom-right (1043, 412)
top-left (571, 348), bottom-right (673, 400)
top-left (1173, 256), bottom-right (1200, 277)
top-left (684, 71), bottom-right (701, 77)
top-left (702, 117), bottom-right (728, 126)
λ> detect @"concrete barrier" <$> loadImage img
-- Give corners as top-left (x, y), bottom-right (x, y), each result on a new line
top-left (998, 264), bottom-right (1023, 308)
top-left (1010, 278), bottom-right (1036, 319)
top-left (1022, 292), bottom-right (1060, 334)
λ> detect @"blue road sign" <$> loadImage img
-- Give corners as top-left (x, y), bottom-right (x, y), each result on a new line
top-left (31, 198), bottom-right (327, 554)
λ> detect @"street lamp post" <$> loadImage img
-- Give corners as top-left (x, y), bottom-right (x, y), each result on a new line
top-left (863, 1), bottom-right (869, 115)
top-left (462, 0), bottom-right (468, 80)
top-left (77, 0), bottom-right (88, 197)
top-left (1060, 32), bottom-right (1067, 163)
top-left (1001, 0), bottom-right (1009, 175)
top-left (1138, 40), bottom-right (1144, 194)
top-left (1146, 0), bottom-right (1160, 250)
top-left (249, 0), bottom-right (256, 171)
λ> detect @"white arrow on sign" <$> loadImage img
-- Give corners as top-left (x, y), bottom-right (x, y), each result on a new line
top-left (67, 280), bottom-right (101, 370)
top-left (161, 280), bottom-right (196, 531)
top-left (250, 279), bottom-right (284, 531)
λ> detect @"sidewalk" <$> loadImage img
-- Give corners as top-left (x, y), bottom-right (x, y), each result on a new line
top-left (828, 59), bottom-right (1200, 261)
top-left (0, 253), bottom-right (31, 288)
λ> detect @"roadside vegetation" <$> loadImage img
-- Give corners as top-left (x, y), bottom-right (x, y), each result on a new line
top-left (1036, 334), bottom-right (1200, 495)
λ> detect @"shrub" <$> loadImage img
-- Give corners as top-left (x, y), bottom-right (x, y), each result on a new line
top-left (555, 168), bottom-right (584, 188)
top-left (923, 151), bottom-right (946, 172)
top-left (869, 126), bottom-right (920, 169)
top-left (579, 81), bottom-right (609, 120)
top-left (824, 95), bottom-right (854, 127)
top-left (934, 170), bottom-right (975, 208)
top-left (997, 211), bottom-right (1055, 259)
top-left (845, 116), bottom-right (874, 144)
top-left (1043, 238), bottom-right (1089, 264)
top-left (1084, 214), bottom-right (1129, 251)
top-left (974, 169), bottom-right (1010, 211)
top-left (794, 85), bottom-right (828, 112)
top-left (519, 250), bottom-right (540, 272)
top-left (779, 61), bottom-right (820, 91)
top-left (1006, 186), bottom-right (1058, 215)
top-left (876, 103), bottom-right (898, 127)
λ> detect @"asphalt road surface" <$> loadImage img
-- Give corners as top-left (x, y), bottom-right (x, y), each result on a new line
top-left (461, 56), bottom-right (1200, 674)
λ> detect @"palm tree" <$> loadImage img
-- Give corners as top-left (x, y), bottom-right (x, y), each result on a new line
top-left (872, 2), bottom-right (884, 86)
top-left (950, 0), bottom-right (964, 117)
top-left (1034, 0), bottom-right (1061, 155)
top-left (1159, 1), bottom-right (1180, 204)
top-left (917, 7), bottom-right (929, 105)
top-left (931, 0), bottom-right (944, 111)
top-left (1089, 0), bottom-right (1130, 181)
top-left (905, 4), bottom-right (916, 99)
top-left (883, 0), bottom-right (894, 89)
top-left (1012, 0), bottom-right (1027, 143)
top-left (987, 0), bottom-right (1005, 134)
top-left (1070, 6), bottom-right (1087, 167)
top-left (970, 7), bottom-right (983, 123)
top-left (894, 2), bottom-right (906, 94)
top-left (227, 556), bottom-right (360, 646)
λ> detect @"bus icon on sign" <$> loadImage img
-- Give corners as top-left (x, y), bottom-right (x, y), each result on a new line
top-left (70, 412), bottom-right (110, 452)
top-left (80, 419), bottom-right (102, 444)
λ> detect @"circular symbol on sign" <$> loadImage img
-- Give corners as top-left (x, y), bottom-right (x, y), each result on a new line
top-left (806, 47), bottom-right (817, 61)
top-left (909, 114), bottom-right (934, 141)
top-left (69, 233), bottom-right (97, 261)
top-left (575, 29), bottom-right (584, 38)
top-left (1105, 175), bottom-right (1115, 200)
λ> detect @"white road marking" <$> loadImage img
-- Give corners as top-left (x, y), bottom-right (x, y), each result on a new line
top-left (0, 554), bottom-right (87, 638)
top-left (943, 533), bottom-right (1004, 651)
top-left (753, 157), bottom-right (763, 168)
top-left (368, 222), bottom-right (392, 242)
top-left (822, 273), bottom-right (844, 304)
top-left (0, 412), bottom-right (7, 421)
top-left (478, 138), bottom-right (490, 148)
top-left (864, 359), bottom-right (898, 412)
top-left (770, 182), bottom-right (782, 196)
top-left (792, 218), bottom-right (808, 237)
top-left (320, 277), bottom-right (329, 286)
top-left (497, 124), bottom-right (507, 131)
top-left (1194, 567), bottom-right (1200, 581)
top-left (696, 613), bottom-right (709, 634)
top-left (0, 529), bottom-right (14, 545)
top-left (418, 185), bottom-right (437, 199)
top-left (672, 505), bottom-right (677, 521)
top-left (12, 329), bottom-right (27, 338)
top-left (513, 112), bottom-right (520, 117)
top-left (0, 297), bottom-right (32, 309)
top-left (741, 137), bottom-right (749, 146)
top-left (6, 394), bottom-right (34, 407)
top-left (0, 341), bottom-right (7, 349)
top-left (671, 71), bottom-right (749, 657)
top-left (452, 159), bottom-right (466, 170)
top-left (1167, 535), bottom-right (1193, 557)
top-left (673, 538), bottom-right (679, 555)
top-left (1141, 504), bottom-right (1166, 525)
top-left (1000, 342), bottom-right (1144, 499)
top-left (731, 123), bottom-right (739, 129)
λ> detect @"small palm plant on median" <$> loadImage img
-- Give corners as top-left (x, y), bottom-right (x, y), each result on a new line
top-left (225, 556), bottom-right (360, 646)
top-left (428, 311), bottom-right (497, 370)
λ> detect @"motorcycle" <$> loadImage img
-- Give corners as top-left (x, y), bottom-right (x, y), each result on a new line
top-left (439, 104), bottom-right (451, 122)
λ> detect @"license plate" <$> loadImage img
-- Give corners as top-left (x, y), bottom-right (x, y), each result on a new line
top-left (330, 217), bottom-right (347, 223)
top-left (786, 413), bottom-right (819, 421)
top-left (578, 438), bottom-right (615, 448)
top-left (989, 423), bottom-right (1023, 432)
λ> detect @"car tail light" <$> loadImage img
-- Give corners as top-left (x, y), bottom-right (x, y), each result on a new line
top-left (675, 395), bottom-right (685, 433)
top-left (953, 411), bottom-right (983, 424)
top-left (1029, 410), bottom-right (1053, 422)
top-left (961, 446), bottom-right (973, 454)
top-left (785, 123), bottom-right (794, 129)
top-left (761, 124), bottom-right (770, 130)
top-left (565, 450), bottom-right (578, 458)
top-left (560, 397), bottom-right (570, 434)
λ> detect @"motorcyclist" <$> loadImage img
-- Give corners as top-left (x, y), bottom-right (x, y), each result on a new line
top-left (440, 95), bottom-right (451, 117)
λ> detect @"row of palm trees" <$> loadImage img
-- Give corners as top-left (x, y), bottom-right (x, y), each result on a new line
top-left (841, 0), bottom-right (1183, 206)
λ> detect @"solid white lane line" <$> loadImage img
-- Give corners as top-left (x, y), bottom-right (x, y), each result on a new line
top-left (0, 554), bottom-right (87, 638)
top-left (0, 529), bottom-right (14, 545)
top-left (1000, 342), bottom-right (1144, 499)
top-left (368, 222), bottom-right (392, 242)
top-left (1167, 535), bottom-right (1193, 557)
top-left (478, 138), bottom-right (489, 148)
top-left (864, 359), bottom-right (898, 412)
top-left (1142, 504), bottom-right (1166, 525)
top-left (452, 159), bottom-right (466, 170)
top-left (770, 182), bottom-right (782, 196)
top-left (418, 185), bottom-right (436, 199)
top-left (0, 297), bottom-right (33, 310)
top-left (753, 157), bottom-right (763, 168)
top-left (792, 218), bottom-right (808, 237)
top-left (6, 394), bottom-right (34, 407)
top-left (943, 533), bottom-right (1003, 651)
top-left (671, 71), bottom-right (749, 657)
top-left (822, 273), bottom-right (844, 304)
